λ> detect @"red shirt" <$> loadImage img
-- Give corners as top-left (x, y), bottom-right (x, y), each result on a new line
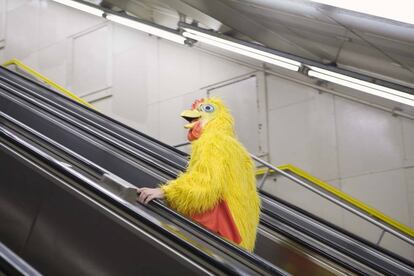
top-left (191, 200), bottom-right (242, 244)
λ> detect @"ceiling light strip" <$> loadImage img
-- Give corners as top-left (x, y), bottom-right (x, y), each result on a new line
top-left (53, 0), bottom-right (185, 44)
top-left (308, 70), bottom-right (414, 107)
top-left (309, 66), bottom-right (414, 101)
top-left (106, 14), bottom-right (185, 44)
top-left (183, 31), bottom-right (300, 71)
top-left (53, 0), bottom-right (103, 17)
top-left (183, 28), bottom-right (301, 68)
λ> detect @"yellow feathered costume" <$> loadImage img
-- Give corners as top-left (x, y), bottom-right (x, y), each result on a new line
top-left (161, 97), bottom-right (260, 252)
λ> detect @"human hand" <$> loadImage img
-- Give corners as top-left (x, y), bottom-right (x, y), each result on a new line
top-left (137, 187), bottom-right (164, 204)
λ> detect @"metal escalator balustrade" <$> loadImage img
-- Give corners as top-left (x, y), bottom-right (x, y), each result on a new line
top-left (0, 83), bottom-right (353, 275)
top-left (2, 59), bottom-right (94, 109)
top-left (0, 62), bottom-right (359, 275)
top-left (4, 59), bottom-right (412, 247)
top-left (257, 163), bottom-right (414, 247)
top-left (179, 138), bottom-right (414, 250)
top-left (0, 242), bottom-right (41, 276)
top-left (1, 64), bottom-right (413, 274)
top-left (0, 116), bottom-right (288, 275)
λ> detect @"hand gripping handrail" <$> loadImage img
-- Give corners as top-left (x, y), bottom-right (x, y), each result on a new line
top-left (174, 141), bottom-right (414, 247)
top-left (2, 58), bottom-right (95, 109)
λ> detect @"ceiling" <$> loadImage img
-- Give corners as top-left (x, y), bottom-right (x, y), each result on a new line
top-left (98, 0), bottom-right (414, 89)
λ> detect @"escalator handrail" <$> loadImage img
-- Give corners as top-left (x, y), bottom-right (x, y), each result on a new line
top-left (259, 191), bottom-right (414, 275)
top-left (0, 242), bottom-right (41, 276)
top-left (251, 155), bottom-right (414, 246)
top-left (0, 79), bottom-right (181, 178)
top-left (276, 164), bottom-right (414, 240)
top-left (2, 59), bottom-right (94, 109)
top-left (0, 113), bottom-right (288, 276)
top-left (0, 74), bottom-right (187, 172)
top-left (0, 66), bottom-right (187, 161)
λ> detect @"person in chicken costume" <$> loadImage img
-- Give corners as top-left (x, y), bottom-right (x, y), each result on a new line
top-left (137, 97), bottom-right (260, 252)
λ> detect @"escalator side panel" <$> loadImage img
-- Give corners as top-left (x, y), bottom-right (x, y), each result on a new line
top-left (0, 148), bottom-right (49, 254)
top-left (0, 68), bottom-right (187, 166)
top-left (0, 146), bottom-right (206, 276)
top-left (0, 89), bottom-right (161, 187)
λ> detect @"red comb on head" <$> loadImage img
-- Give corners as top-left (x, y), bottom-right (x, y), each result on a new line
top-left (191, 98), bottom-right (204, 109)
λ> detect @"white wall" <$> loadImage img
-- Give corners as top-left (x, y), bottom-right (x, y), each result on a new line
top-left (1, 0), bottom-right (413, 260)
top-left (264, 74), bottom-right (414, 259)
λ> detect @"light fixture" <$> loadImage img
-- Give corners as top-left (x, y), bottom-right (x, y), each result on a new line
top-left (53, 0), bottom-right (103, 17)
top-left (308, 66), bottom-right (414, 106)
top-left (182, 28), bottom-right (301, 71)
top-left (309, 0), bottom-right (414, 25)
top-left (53, 1), bottom-right (185, 44)
top-left (106, 14), bottom-right (186, 44)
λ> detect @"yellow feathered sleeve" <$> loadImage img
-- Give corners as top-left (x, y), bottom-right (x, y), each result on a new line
top-left (161, 138), bottom-right (225, 217)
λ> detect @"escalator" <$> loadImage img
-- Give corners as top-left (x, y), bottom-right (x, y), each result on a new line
top-left (0, 241), bottom-right (40, 276)
top-left (0, 66), bottom-right (413, 275)
top-left (0, 107), bottom-right (285, 275)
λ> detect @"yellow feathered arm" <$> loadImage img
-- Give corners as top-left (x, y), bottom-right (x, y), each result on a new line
top-left (161, 138), bottom-right (225, 217)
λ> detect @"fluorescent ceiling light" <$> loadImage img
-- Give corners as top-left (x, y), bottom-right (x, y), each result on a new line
top-left (106, 14), bottom-right (185, 44)
top-left (182, 28), bottom-right (301, 71)
top-left (308, 66), bottom-right (414, 107)
top-left (53, 0), bottom-right (103, 17)
top-left (309, 0), bottom-right (414, 25)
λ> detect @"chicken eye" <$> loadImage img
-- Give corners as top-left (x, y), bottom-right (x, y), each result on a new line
top-left (201, 104), bottom-right (215, 113)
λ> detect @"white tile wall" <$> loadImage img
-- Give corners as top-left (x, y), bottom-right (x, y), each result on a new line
top-left (158, 96), bottom-right (188, 146)
top-left (262, 175), bottom-right (344, 226)
top-left (209, 76), bottom-right (260, 154)
top-left (267, 92), bottom-right (339, 180)
top-left (4, 3), bottom-right (40, 60)
top-left (39, 1), bottom-right (104, 49)
top-left (158, 40), bottom-right (200, 101)
top-left (112, 41), bottom-right (158, 125)
top-left (6, 0), bottom-right (27, 12)
top-left (199, 51), bottom-right (252, 88)
top-left (402, 118), bottom-right (414, 166)
top-left (335, 97), bottom-right (404, 178)
top-left (267, 74), bottom-right (315, 111)
top-left (91, 96), bottom-right (114, 122)
top-left (112, 23), bottom-right (153, 56)
top-left (381, 233), bottom-right (414, 261)
top-left (21, 51), bottom-right (39, 70)
top-left (341, 169), bottom-right (411, 228)
top-left (405, 168), bottom-right (414, 229)
top-left (0, 0), bottom-right (5, 44)
top-left (38, 40), bottom-right (68, 86)
top-left (72, 25), bottom-right (110, 95)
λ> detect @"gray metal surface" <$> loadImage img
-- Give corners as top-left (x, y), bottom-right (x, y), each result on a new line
top-left (0, 241), bottom-right (41, 276)
top-left (0, 144), bottom-right (208, 275)
top-left (250, 155), bottom-right (414, 247)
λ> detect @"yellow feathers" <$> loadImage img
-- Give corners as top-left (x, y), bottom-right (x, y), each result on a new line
top-left (161, 97), bottom-right (260, 252)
